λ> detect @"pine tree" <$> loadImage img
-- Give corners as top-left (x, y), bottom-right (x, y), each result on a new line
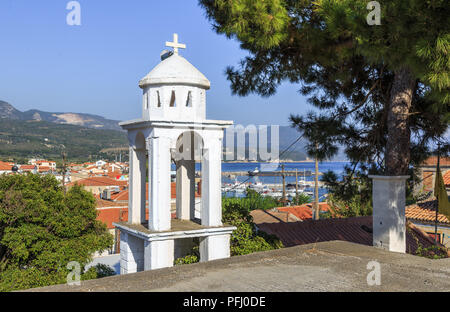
top-left (199, 0), bottom-right (449, 175)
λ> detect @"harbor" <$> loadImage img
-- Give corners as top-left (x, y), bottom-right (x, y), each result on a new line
top-left (173, 161), bottom-right (348, 202)
top-left (220, 164), bottom-right (333, 201)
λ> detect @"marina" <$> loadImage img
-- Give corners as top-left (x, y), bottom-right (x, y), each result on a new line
top-left (170, 161), bottom-right (348, 202)
top-left (219, 163), bottom-right (342, 201)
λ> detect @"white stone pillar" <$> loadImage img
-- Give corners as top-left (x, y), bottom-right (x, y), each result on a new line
top-left (176, 160), bottom-right (196, 220)
top-left (369, 175), bottom-right (409, 253)
top-left (120, 232), bottom-right (144, 274)
top-left (199, 234), bottom-right (231, 262)
top-left (148, 136), bottom-right (172, 231)
top-left (144, 239), bottom-right (174, 270)
top-left (128, 147), bottom-right (147, 224)
top-left (201, 138), bottom-right (223, 226)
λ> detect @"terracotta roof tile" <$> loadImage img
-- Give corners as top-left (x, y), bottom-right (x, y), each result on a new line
top-left (444, 170), bottom-right (450, 187)
top-left (38, 166), bottom-right (52, 172)
top-left (96, 198), bottom-right (129, 208)
top-left (422, 156), bottom-right (450, 166)
top-left (109, 182), bottom-right (200, 202)
top-left (277, 202), bottom-right (330, 220)
top-left (0, 161), bottom-right (12, 171)
top-left (406, 199), bottom-right (450, 224)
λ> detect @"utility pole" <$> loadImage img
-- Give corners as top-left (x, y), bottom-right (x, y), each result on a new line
top-left (295, 168), bottom-right (298, 198)
top-left (61, 147), bottom-right (67, 194)
top-left (435, 142), bottom-right (440, 245)
top-left (313, 143), bottom-right (319, 220)
top-left (116, 208), bottom-right (124, 253)
top-left (281, 164), bottom-right (286, 204)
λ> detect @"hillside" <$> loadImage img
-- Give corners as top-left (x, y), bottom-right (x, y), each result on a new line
top-left (0, 101), bottom-right (122, 131)
top-left (0, 119), bottom-right (128, 162)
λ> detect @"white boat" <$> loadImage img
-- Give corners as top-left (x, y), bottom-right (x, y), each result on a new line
top-left (248, 167), bottom-right (260, 176)
top-left (225, 179), bottom-right (247, 193)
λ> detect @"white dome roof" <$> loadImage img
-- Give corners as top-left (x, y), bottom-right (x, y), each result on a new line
top-left (139, 54), bottom-right (210, 89)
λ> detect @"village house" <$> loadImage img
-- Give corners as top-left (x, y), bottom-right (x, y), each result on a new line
top-left (0, 161), bottom-right (13, 175)
top-left (406, 198), bottom-right (450, 247)
top-left (29, 159), bottom-right (57, 171)
top-left (18, 164), bottom-right (37, 174)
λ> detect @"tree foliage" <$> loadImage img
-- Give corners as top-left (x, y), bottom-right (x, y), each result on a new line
top-left (174, 192), bottom-right (283, 264)
top-left (222, 188), bottom-right (282, 212)
top-left (0, 174), bottom-right (113, 291)
top-left (291, 192), bottom-right (312, 205)
top-left (222, 198), bottom-right (284, 256)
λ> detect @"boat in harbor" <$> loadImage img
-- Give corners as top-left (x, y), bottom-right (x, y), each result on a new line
top-left (247, 167), bottom-right (260, 176)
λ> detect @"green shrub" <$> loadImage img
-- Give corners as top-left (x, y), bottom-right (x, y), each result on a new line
top-left (223, 194), bottom-right (283, 256)
top-left (174, 254), bottom-right (199, 265)
top-left (174, 192), bottom-right (284, 265)
top-left (222, 188), bottom-right (281, 213)
top-left (415, 244), bottom-right (449, 259)
top-left (0, 174), bottom-right (113, 291)
top-left (291, 193), bottom-right (312, 206)
top-left (323, 193), bottom-right (372, 218)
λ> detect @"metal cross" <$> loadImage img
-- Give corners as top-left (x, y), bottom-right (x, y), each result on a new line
top-left (165, 33), bottom-right (186, 55)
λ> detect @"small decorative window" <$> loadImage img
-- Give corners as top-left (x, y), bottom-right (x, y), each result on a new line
top-left (169, 90), bottom-right (176, 107)
top-left (157, 90), bottom-right (161, 107)
top-left (143, 94), bottom-right (148, 109)
top-left (186, 91), bottom-right (192, 107)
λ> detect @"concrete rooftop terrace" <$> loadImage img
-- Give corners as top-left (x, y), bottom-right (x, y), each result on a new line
top-left (30, 241), bottom-right (450, 292)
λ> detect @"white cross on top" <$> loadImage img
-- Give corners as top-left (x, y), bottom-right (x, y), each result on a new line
top-left (165, 33), bottom-right (186, 55)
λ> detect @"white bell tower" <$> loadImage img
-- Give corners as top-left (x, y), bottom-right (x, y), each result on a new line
top-left (114, 34), bottom-right (236, 274)
top-left (140, 34), bottom-right (209, 122)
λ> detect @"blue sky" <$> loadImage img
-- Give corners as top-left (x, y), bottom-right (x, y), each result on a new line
top-left (0, 0), bottom-right (310, 126)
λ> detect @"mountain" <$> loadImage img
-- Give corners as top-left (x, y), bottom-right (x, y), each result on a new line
top-left (0, 101), bottom-right (23, 119)
top-left (0, 101), bottom-right (122, 131)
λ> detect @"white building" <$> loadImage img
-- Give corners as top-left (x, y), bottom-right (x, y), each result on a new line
top-left (114, 34), bottom-right (236, 273)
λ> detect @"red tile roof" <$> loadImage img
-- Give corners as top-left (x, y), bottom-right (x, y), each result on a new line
top-left (255, 216), bottom-right (444, 255)
top-left (277, 202), bottom-right (330, 220)
top-left (444, 170), bottom-right (450, 187)
top-left (95, 199), bottom-right (176, 229)
top-left (406, 199), bottom-right (450, 224)
top-left (97, 207), bottom-right (130, 229)
top-left (38, 166), bottom-right (52, 172)
top-left (0, 161), bottom-right (13, 171)
top-left (109, 182), bottom-right (201, 202)
top-left (106, 171), bottom-right (124, 179)
top-left (422, 156), bottom-right (450, 166)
